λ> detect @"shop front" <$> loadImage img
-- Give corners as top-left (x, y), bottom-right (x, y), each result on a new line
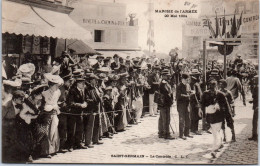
top-left (2, 0), bottom-right (95, 79)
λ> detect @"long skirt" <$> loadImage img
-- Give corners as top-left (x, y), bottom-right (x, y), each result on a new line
top-left (132, 96), bottom-right (143, 122)
top-left (116, 105), bottom-right (127, 131)
top-left (34, 112), bottom-right (60, 156)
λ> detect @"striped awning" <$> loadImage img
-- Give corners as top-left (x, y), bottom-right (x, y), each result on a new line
top-left (2, 0), bottom-right (92, 41)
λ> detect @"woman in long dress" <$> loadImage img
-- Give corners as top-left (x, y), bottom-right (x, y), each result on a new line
top-left (34, 73), bottom-right (63, 158)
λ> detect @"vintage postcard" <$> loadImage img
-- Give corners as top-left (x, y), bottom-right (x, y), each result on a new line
top-left (1, 0), bottom-right (259, 164)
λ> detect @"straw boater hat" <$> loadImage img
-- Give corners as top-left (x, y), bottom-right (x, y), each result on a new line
top-left (104, 86), bottom-right (113, 91)
top-left (86, 73), bottom-right (99, 80)
top-left (62, 74), bottom-right (73, 82)
top-left (190, 69), bottom-right (201, 75)
top-left (98, 67), bottom-right (112, 73)
top-left (44, 73), bottom-right (64, 85)
top-left (161, 69), bottom-right (171, 76)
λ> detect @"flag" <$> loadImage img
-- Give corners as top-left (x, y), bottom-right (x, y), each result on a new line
top-left (215, 11), bottom-right (221, 38)
top-left (206, 18), bottom-right (216, 38)
top-left (230, 11), bottom-right (237, 38)
top-left (236, 11), bottom-right (243, 38)
top-left (147, 1), bottom-right (155, 47)
top-left (222, 9), bottom-right (226, 37)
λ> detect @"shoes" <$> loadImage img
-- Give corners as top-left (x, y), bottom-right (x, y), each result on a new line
top-left (74, 145), bottom-right (88, 149)
top-left (248, 137), bottom-right (258, 141)
top-left (164, 135), bottom-right (175, 140)
top-left (211, 152), bottom-right (216, 158)
top-left (93, 141), bottom-right (104, 145)
top-left (68, 148), bottom-right (73, 152)
top-left (46, 155), bottom-right (52, 158)
top-left (27, 155), bottom-right (33, 162)
top-left (179, 136), bottom-right (187, 140)
top-left (185, 135), bottom-right (193, 138)
top-left (158, 135), bottom-right (164, 138)
top-left (126, 125), bottom-right (132, 127)
top-left (58, 149), bottom-right (67, 153)
top-left (194, 131), bottom-right (202, 135)
top-left (99, 137), bottom-right (103, 140)
top-left (113, 132), bottom-right (118, 134)
top-left (85, 144), bottom-right (94, 148)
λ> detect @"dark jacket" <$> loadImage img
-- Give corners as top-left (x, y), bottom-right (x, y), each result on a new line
top-left (85, 86), bottom-right (102, 113)
top-left (147, 73), bottom-right (160, 94)
top-left (176, 83), bottom-right (190, 106)
top-left (67, 86), bottom-right (87, 114)
top-left (158, 80), bottom-right (173, 108)
top-left (201, 90), bottom-right (230, 124)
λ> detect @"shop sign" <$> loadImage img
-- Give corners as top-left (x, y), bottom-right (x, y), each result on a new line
top-left (83, 19), bottom-right (126, 26)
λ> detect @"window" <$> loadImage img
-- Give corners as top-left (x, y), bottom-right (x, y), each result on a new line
top-left (94, 30), bottom-right (104, 42)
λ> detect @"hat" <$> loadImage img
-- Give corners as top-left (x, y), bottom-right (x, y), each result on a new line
top-left (119, 72), bottom-right (129, 79)
top-left (96, 55), bottom-right (104, 59)
top-left (113, 54), bottom-right (119, 58)
top-left (181, 73), bottom-right (190, 79)
top-left (161, 69), bottom-right (171, 76)
top-left (62, 74), bottom-right (73, 81)
top-left (13, 90), bottom-right (26, 98)
top-left (110, 75), bottom-right (120, 81)
top-left (73, 69), bottom-right (84, 78)
top-left (104, 86), bottom-right (113, 91)
top-left (218, 79), bottom-right (227, 87)
top-left (104, 58), bottom-right (110, 62)
top-left (86, 73), bottom-right (99, 80)
top-left (31, 84), bottom-right (48, 96)
top-left (190, 69), bottom-right (201, 75)
top-left (21, 78), bottom-right (33, 85)
top-left (3, 79), bottom-right (22, 87)
top-left (18, 63), bottom-right (35, 73)
top-left (75, 77), bottom-right (85, 82)
top-left (98, 67), bottom-right (112, 73)
top-left (98, 73), bottom-right (107, 79)
top-left (44, 73), bottom-right (64, 85)
top-left (153, 65), bottom-right (161, 70)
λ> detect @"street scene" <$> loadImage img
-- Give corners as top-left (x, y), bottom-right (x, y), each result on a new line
top-left (1, 0), bottom-right (259, 165)
top-left (33, 99), bottom-right (257, 164)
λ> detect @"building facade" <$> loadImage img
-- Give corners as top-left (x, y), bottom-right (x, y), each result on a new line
top-left (69, 0), bottom-right (140, 54)
top-left (182, 0), bottom-right (259, 61)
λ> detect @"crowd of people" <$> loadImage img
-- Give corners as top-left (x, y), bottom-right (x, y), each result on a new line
top-left (2, 50), bottom-right (258, 162)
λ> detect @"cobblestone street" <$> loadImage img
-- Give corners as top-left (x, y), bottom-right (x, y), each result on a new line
top-left (34, 98), bottom-right (258, 164)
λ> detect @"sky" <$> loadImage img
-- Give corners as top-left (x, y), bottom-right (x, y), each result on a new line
top-left (82, 0), bottom-right (200, 54)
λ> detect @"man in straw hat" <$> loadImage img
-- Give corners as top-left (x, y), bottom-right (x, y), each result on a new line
top-left (157, 69), bottom-right (174, 140)
top-left (67, 75), bottom-right (88, 151)
top-left (176, 73), bottom-right (193, 140)
top-left (84, 73), bottom-right (104, 147)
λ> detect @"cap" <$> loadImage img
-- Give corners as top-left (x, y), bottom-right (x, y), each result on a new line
top-left (13, 90), bottom-right (26, 98)
top-left (98, 73), bottom-right (107, 79)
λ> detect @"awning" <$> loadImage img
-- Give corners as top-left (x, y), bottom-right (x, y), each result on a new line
top-left (2, 0), bottom-right (92, 41)
top-left (55, 39), bottom-right (100, 56)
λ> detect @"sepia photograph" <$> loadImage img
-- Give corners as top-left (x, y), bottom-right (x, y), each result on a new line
top-left (1, 0), bottom-right (259, 164)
